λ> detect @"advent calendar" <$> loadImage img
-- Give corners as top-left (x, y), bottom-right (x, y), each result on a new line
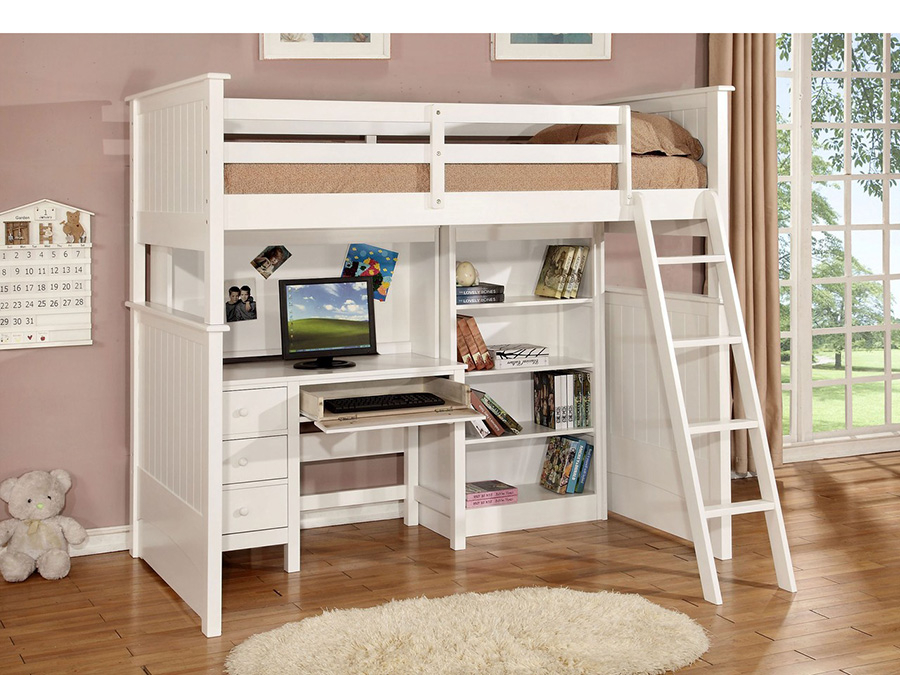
top-left (0, 199), bottom-right (93, 350)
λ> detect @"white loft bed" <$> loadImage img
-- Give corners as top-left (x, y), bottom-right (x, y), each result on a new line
top-left (127, 73), bottom-right (737, 637)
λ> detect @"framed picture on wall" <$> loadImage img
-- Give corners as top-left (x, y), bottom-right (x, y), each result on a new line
top-left (259, 33), bottom-right (391, 60)
top-left (491, 33), bottom-right (611, 61)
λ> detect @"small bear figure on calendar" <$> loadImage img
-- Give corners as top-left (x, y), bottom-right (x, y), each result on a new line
top-left (61, 211), bottom-right (84, 244)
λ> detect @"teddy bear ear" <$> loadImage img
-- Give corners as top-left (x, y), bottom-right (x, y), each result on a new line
top-left (49, 469), bottom-right (72, 492)
top-left (0, 477), bottom-right (17, 503)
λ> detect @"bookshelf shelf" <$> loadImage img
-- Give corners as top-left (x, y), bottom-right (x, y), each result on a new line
top-left (465, 423), bottom-right (595, 444)
top-left (456, 295), bottom-right (592, 310)
top-left (465, 357), bottom-right (594, 378)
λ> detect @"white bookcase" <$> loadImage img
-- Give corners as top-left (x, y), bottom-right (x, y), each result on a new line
top-left (438, 222), bottom-right (606, 538)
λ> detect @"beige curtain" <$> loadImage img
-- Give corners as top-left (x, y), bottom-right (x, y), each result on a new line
top-left (709, 33), bottom-right (783, 471)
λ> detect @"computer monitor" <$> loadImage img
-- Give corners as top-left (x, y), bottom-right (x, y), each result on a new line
top-left (278, 276), bottom-right (378, 369)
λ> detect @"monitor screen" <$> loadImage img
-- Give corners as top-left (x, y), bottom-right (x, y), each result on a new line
top-left (278, 276), bottom-right (377, 369)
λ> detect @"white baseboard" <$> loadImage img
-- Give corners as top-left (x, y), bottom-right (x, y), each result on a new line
top-left (69, 502), bottom-right (405, 558)
top-left (69, 525), bottom-right (131, 557)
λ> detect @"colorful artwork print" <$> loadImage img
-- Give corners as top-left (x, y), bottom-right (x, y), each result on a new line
top-left (341, 243), bottom-right (398, 302)
top-left (251, 245), bottom-right (292, 279)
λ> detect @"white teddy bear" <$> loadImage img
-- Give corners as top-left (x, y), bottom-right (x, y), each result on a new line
top-left (0, 469), bottom-right (87, 582)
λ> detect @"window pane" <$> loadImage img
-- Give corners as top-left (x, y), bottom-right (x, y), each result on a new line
top-left (893, 34), bottom-right (900, 73)
top-left (813, 385), bottom-right (846, 432)
top-left (852, 280), bottom-right (884, 326)
top-left (851, 331), bottom-right (885, 377)
top-left (781, 337), bottom-right (791, 381)
top-left (812, 231), bottom-right (844, 277)
top-left (782, 389), bottom-right (791, 435)
top-left (891, 80), bottom-right (900, 123)
top-left (892, 280), bottom-right (900, 323)
top-left (778, 181), bottom-right (792, 228)
top-left (893, 380), bottom-right (900, 423)
top-left (776, 33), bottom-right (792, 70)
top-left (891, 232), bottom-right (900, 274)
top-left (852, 33), bottom-right (884, 72)
top-left (779, 233), bottom-right (791, 279)
top-left (852, 382), bottom-right (885, 427)
top-left (891, 181), bottom-right (900, 224)
top-left (892, 331), bottom-right (900, 373)
top-left (780, 287), bottom-right (791, 330)
top-left (814, 334), bottom-right (846, 376)
top-left (778, 129), bottom-right (791, 175)
top-left (812, 33), bottom-right (845, 71)
top-left (851, 229), bottom-right (882, 275)
top-left (777, 77), bottom-right (792, 123)
top-left (812, 78), bottom-right (845, 122)
top-left (891, 130), bottom-right (900, 173)
top-left (812, 284), bottom-right (845, 327)
top-left (851, 78), bottom-right (884, 123)
top-left (850, 128), bottom-right (883, 173)
top-left (812, 181), bottom-right (844, 226)
top-left (812, 128), bottom-right (843, 175)
top-left (851, 180), bottom-right (883, 224)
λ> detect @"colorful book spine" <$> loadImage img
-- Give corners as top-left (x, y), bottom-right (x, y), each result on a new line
top-left (469, 389), bottom-right (505, 436)
top-left (563, 245), bottom-right (590, 299)
top-left (534, 244), bottom-right (577, 299)
top-left (553, 437), bottom-right (579, 494)
top-left (565, 437), bottom-right (587, 494)
top-left (456, 320), bottom-right (475, 371)
top-left (574, 442), bottom-right (594, 493)
top-left (476, 390), bottom-right (522, 434)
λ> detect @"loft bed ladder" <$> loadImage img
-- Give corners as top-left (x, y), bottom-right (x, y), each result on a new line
top-left (632, 190), bottom-right (797, 604)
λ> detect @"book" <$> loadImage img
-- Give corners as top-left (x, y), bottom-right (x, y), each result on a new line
top-left (582, 370), bottom-right (592, 428)
top-left (574, 371), bottom-right (584, 428)
top-left (565, 437), bottom-right (587, 494)
top-left (563, 245), bottom-right (590, 299)
top-left (456, 282), bottom-right (505, 298)
top-left (341, 243), bottom-right (399, 302)
top-left (469, 389), bottom-right (505, 436)
top-left (489, 343), bottom-right (550, 369)
top-left (574, 442), bottom-right (594, 493)
top-left (457, 316), bottom-right (484, 369)
top-left (532, 371), bottom-right (554, 428)
top-left (458, 314), bottom-right (494, 369)
top-left (555, 437), bottom-right (581, 494)
top-left (466, 494), bottom-right (518, 508)
top-left (456, 320), bottom-right (475, 371)
top-left (456, 293), bottom-right (505, 305)
top-left (534, 244), bottom-right (576, 299)
top-left (554, 371), bottom-right (568, 430)
top-left (468, 417), bottom-right (491, 438)
top-left (539, 435), bottom-right (578, 493)
top-left (466, 480), bottom-right (518, 501)
top-left (474, 389), bottom-right (522, 435)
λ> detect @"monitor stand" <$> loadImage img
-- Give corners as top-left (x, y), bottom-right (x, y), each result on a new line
top-left (293, 356), bottom-right (355, 370)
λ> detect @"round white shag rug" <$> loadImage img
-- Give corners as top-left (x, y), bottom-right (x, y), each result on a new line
top-left (225, 587), bottom-right (709, 675)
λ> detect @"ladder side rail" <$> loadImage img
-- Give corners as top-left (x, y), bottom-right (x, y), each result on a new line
top-left (633, 193), bottom-right (723, 605)
top-left (702, 191), bottom-right (797, 593)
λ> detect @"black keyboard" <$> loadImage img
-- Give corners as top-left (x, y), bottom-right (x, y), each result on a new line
top-left (324, 392), bottom-right (447, 414)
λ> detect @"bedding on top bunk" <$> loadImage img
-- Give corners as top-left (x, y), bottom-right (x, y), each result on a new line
top-left (223, 110), bottom-right (707, 195)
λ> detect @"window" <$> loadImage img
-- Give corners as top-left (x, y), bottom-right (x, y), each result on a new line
top-left (778, 33), bottom-right (900, 454)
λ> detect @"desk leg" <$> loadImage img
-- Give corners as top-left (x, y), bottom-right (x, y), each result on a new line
top-left (404, 427), bottom-right (419, 526)
top-left (449, 421), bottom-right (466, 550)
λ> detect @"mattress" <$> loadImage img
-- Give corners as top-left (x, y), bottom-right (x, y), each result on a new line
top-left (223, 155), bottom-right (708, 195)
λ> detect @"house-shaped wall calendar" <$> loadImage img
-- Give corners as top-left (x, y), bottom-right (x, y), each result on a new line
top-left (0, 199), bottom-right (93, 350)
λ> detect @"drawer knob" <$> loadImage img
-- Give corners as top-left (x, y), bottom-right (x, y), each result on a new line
top-left (238, 457), bottom-right (249, 467)
top-left (238, 408), bottom-right (250, 417)
top-left (239, 507), bottom-right (249, 516)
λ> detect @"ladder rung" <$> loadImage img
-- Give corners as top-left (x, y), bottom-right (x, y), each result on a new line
top-left (689, 418), bottom-right (759, 435)
top-left (657, 254), bottom-right (727, 266)
top-left (704, 499), bottom-right (776, 518)
top-left (673, 336), bottom-right (742, 349)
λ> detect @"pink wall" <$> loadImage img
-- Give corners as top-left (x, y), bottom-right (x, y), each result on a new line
top-left (0, 33), bottom-right (707, 529)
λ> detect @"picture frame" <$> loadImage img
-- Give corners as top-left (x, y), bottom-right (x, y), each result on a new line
top-left (491, 33), bottom-right (612, 61)
top-left (259, 33), bottom-right (391, 60)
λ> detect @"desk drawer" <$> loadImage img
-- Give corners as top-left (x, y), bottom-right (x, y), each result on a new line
top-left (223, 387), bottom-right (288, 436)
top-left (222, 483), bottom-right (288, 535)
top-left (223, 436), bottom-right (288, 485)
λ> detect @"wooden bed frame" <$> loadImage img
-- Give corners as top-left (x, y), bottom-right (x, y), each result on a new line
top-left (127, 74), bottom-right (737, 636)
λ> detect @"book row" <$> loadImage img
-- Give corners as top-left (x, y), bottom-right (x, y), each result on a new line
top-left (456, 282), bottom-right (504, 305)
top-left (533, 370), bottom-right (592, 430)
top-left (534, 244), bottom-right (590, 300)
top-left (539, 435), bottom-right (594, 495)
top-left (456, 313), bottom-right (494, 371)
top-left (468, 388), bottom-right (522, 438)
top-left (465, 479), bottom-right (518, 508)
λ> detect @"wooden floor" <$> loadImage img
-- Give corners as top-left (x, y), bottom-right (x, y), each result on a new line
top-left (2, 452), bottom-right (900, 674)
